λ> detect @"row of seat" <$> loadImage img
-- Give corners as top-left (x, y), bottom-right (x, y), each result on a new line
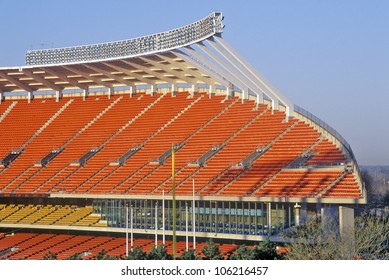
top-left (0, 92), bottom-right (358, 199)
top-left (0, 204), bottom-right (100, 226)
top-left (0, 231), bottom-right (239, 259)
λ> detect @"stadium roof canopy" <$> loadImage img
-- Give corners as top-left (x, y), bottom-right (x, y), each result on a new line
top-left (0, 12), bottom-right (294, 117)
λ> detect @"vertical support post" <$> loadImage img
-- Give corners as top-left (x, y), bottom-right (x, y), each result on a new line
top-left (226, 86), bottom-right (233, 99)
top-left (172, 143), bottom-right (176, 260)
top-left (190, 83), bottom-right (198, 97)
top-left (272, 98), bottom-right (279, 111)
top-left (150, 84), bottom-right (155, 96)
top-left (186, 202), bottom-right (188, 251)
top-left (339, 205), bottom-right (354, 238)
top-left (155, 201), bottom-right (158, 248)
top-left (242, 88), bottom-right (249, 103)
top-left (0, 91), bottom-right (3, 104)
top-left (192, 179), bottom-right (196, 250)
top-left (162, 189), bottom-right (165, 245)
top-left (267, 202), bottom-right (272, 236)
top-left (55, 90), bottom-right (62, 102)
top-left (108, 87), bottom-right (114, 99)
top-left (82, 88), bottom-right (88, 101)
top-left (171, 83), bottom-right (177, 97)
top-left (130, 204), bottom-right (134, 251)
top-left (126, 204), bottom-right (129, 257)
top-left (28, 91), bottom-right (33, 103)
top-left (209, 84), bottom-right (215, 98)
top-left (130, 85), bottom-right (135, 98)
top-left (294, 203), bottom-right (301, 227)
top-left (256, 92), bottom-right (264, 109)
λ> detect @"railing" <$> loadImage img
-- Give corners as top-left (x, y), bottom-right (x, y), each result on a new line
top-left (294, 105), bottom-right (354, 159)
top-left (26, 12), bottom-right (224, 65)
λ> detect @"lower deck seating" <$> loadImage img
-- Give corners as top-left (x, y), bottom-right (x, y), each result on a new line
top-left (0, 232), bottom-right (240, 260)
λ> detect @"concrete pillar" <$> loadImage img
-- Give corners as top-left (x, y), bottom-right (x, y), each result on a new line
top-left (285, 105), bottom-right (293, 121)
top-left (301, 202), bottom-right (307, 223)
top-left (108, 87), bottom-right (114, 99)
top-left (171, 83), bottom-right (177, 97)
top-left (130, 85), bottom-right (135, 98)
top-left (0, 91), bottom-right (3, 104)
top-left (316, 202), bottom-right (322, 218)
top-left (294, 203), bottom-right (301, 226)
top-left (339, 205), bottom-right (354, 238)
top-left (82, 88), bottom-right (89, 100)
top-left (190, 84), bottom-right (198, 97)
top-left (150, 84), bottom-right (155, 96)
top-left (28, 91), bottom-right (33, 103)
top-left (226, 86), bottom-right (233, 99)
top-left (256, 92), bottom-right (264, 105)
top-left (272, 98), bottom-right (279, 111)
top-left (209, 84), bottom-right (215, 98)
top-left (55, 90), bottom-right (62, 102)
top-left (242, 88), bottom-right (249, 103)
top-left (321, 204), bottom-right (339, 231)
top-left (267, 202), bottom-right (272, 236)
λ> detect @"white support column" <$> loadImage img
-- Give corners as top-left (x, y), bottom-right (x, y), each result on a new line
top-left (190, 83), bottom-right (198, 97)
top-left (242, 89), bottom-right (249, 103)
top-left (130, 85), bottom-right (135, 98)
top-left (256, 92), bottom-right (264, 105)
top-left (82, 88), bottom-right (88, 100)
top-left (155, 202), bottom-right (158, 248)
top-left (150, 84), bottom-right (155, 96)
top-left (125, 205), bottom-right (129, 257)
top-left (294, 203), bottom-right (301, 227)
top-left (171, 83), bottom-right (177, 97)
top-left (27, 91), bottom-right (33, 103)
top-left (226, 86), bottom-right (233, 99)
top-left (272, 98), bottom-right (279, 111)
top-left (209, 84), bottom-right (215, 98)
top-left (130, 205), bottom-right (134, 251)
top-left (55, 90), bottom-right (62, 102)
top-left (108, 87), bottom-right (114, 99)
top-left (0, 91), bottom-right (4, 104)
top-left (339, 205), bottom-right (354, 238)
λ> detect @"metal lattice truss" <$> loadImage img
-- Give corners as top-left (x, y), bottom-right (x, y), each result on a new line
top-left (0, 12), bottom-right (293, 117)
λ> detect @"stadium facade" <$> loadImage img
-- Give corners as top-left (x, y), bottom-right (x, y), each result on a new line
top-left (0, 13), bottom-right (366, 259)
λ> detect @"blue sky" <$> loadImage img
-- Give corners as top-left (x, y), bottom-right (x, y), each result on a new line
top-left (0, 0), bottom-right (388, 165)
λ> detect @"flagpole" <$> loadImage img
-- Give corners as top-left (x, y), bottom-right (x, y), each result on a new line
top-left (130, 204), bottom-right (134, 251)
top-left (155, 201), bottom-right (158, 248)
top-left (193, 178), bottom-right (196, 250)
top-left (162, 189), bottom-right (165, 245)
top-left (172, 143), bottom-right (177, 260)
top-left (126, 204), bottom-right (129, 257)
top-left (186, 202), bottom-right (188, 251)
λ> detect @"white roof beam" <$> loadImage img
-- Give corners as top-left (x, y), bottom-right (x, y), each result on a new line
top-left (42, 67), bottom-right (88, 90)
top-left (176, 47), bottom-right (242, 90)
top-left (152, 55), bottom-right (213, 84)
top-left (142, 56), bottom-right (198, 85)
top-left (22, 69), bottom-right (62, 92)
top-left (210, 36), bottom-right (294, 116)
top-left (62, 65), bottom-right (114, 89)
top-left (173, 50), bottom-right (229, 89)
top-left (192, 43), bottom-right (266, 99)
top-left (0, 71), bottom-right (33, 93)
top-left (121, 60), bottom-right (176, 85)
top-left (82, 63), bottom-right (135, 88)
top-left (101, 62), bottom-right (157, 85)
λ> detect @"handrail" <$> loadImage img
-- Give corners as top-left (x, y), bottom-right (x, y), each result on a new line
top-left (294, 104), bottom-right (354, 159)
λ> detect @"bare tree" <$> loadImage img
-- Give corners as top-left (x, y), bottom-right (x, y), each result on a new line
top-left (283, 214), bottom-right (389, 260)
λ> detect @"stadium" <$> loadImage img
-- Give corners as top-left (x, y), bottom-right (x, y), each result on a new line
top-left (0, 12), bottom-right (366, 259)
